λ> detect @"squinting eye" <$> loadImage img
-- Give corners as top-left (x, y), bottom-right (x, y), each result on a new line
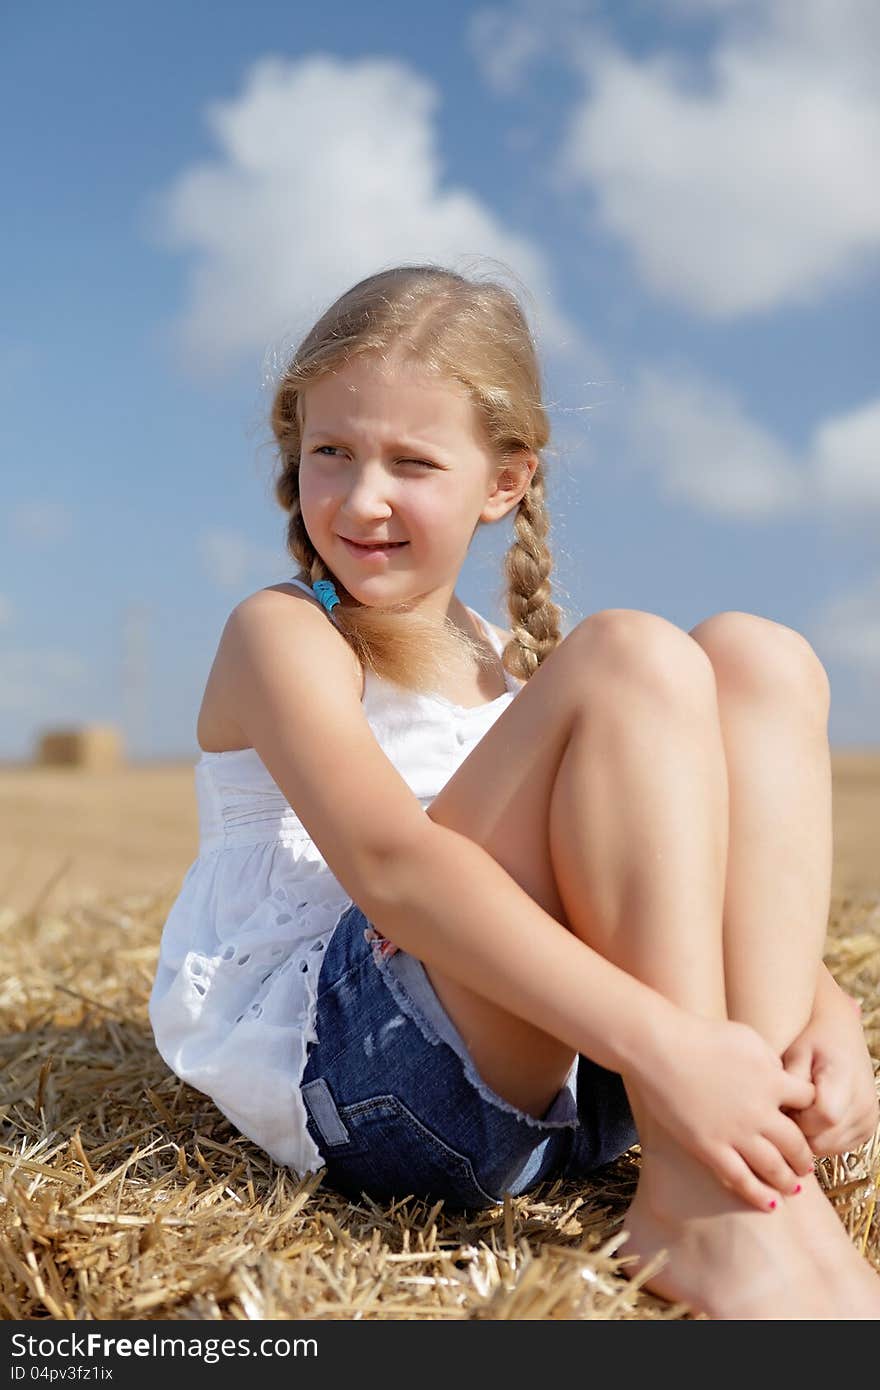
top-left (312, 446), bottom-right (436, 468)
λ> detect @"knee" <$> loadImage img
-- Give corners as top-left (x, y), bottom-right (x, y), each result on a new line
top-left (689, 612), bottom-right (831, 718)
top-left (573, 608), bottom-right (717, 712)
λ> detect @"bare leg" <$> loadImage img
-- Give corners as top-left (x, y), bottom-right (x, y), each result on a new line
top-left (691, 620), bottom-right (880, 1315)
top-left (699, 618), bottom-right (833, 1047)
top-left (546, 630), bottom-right (869, 1318)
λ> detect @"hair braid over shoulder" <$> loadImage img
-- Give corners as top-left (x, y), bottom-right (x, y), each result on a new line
top-left (502, 461), bottom-right (564, 680)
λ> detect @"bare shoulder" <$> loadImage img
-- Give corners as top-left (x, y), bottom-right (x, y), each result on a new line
top-left (198, 583), bottom-right (433, 903)
top-left (232, 584), bottom-right (365, 698)
top-left (196, 584), bottom-right (364, 752)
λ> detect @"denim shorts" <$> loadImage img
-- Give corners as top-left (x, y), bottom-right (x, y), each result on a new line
top-left (299, 901), bottom-right (638, 1213)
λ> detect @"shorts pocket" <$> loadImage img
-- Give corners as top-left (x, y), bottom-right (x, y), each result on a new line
top-left (307, 1088), bottom-right (500, 1212)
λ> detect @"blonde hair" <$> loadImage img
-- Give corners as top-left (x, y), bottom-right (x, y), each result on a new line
top-left (270, 263), bottom-right (567, 695)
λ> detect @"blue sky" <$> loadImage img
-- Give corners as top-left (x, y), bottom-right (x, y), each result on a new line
top-left (3, 0), bottom-right (878, 759)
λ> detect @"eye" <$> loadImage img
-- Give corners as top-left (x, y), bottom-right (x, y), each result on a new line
top-left (312, 446), bottom-right (436, 468)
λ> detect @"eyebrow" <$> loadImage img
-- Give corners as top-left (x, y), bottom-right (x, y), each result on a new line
top-left (303, 431), bottom-right (447, 456)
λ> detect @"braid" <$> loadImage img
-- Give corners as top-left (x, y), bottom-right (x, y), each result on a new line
top-left (274, 385), bottom-right (334, 591)
top-left (278, 461), bottom-right (338, 591)
top-left (501, 461), bottom-right (565, 680)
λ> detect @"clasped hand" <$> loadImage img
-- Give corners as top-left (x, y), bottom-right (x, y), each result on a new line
top-left (781, 980), bottom-right (879, 1159)
top-left (633, 981), bottom-right (878, 1214)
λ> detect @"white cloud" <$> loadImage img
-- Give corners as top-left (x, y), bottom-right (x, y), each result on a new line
top-left (627, 366), bottom-right (807, 518)
top-left (146, 53), bottom-right (595, 377)
top-left (627, 365), bottom-right (880, 520)
top-left (466, 0), bottom-right (596, 94)
top-left (811, 399), bottom-right (880, 509)
top-left (555, 0), bottom-right (880, 316)
top-left (808, 572), bottom-right (880, 676)
top-left (9, 501), bottom-right (74, 547)
top-left (466, 6), bottom-right (544, 93)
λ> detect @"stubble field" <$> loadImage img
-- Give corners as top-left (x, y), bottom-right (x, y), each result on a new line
top-left (0, 751), bottom-right (877, 1320)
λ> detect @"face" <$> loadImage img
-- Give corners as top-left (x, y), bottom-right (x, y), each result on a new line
top-left (298, 354), bottom-right (534, 625)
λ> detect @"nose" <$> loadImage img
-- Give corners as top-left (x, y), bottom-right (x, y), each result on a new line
top-left (339, 464), bottom-right (395, 519)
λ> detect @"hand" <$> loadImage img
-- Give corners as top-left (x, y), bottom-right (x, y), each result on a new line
top-left (781, 984), bottom-right (879, 1157)
top-left (635, 1011), bottom-right (817, 1213)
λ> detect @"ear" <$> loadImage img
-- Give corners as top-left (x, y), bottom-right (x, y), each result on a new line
top-left (480, 449), bottom-right (538, 525)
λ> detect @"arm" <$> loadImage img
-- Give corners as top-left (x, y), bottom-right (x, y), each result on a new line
top-left (361, 819), bottom-right (679, 1078)
top-left (225, 592), bottom-right (678, 1068)
top-left (362, 820), bottom-right (817, 1207)
top-left (810, 959), bottom-right (859, 1020)
top-left (225, 590), bottom-right (678, 1065)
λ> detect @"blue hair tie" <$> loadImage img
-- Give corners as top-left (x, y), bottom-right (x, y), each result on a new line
top-left (312, 578), bottom-right (340, 615)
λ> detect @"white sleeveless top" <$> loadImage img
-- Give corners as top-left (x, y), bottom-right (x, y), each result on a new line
top-left (148, 576), bottom-right (524, 1177)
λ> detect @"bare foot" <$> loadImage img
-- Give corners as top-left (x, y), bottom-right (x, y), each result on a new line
top-left (782, 1169), bottom-right (880, 1319)
top-left (617, 1145), bottom-right (850, 1319)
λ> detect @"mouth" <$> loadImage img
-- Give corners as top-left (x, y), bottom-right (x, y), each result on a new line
top-left (339, 537), bottom-right (408, 557)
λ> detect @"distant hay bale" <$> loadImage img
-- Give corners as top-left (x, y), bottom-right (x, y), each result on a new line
top-left (34, 723), bottom-right (125, 770)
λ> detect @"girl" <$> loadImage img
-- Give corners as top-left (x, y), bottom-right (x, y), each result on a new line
top-left (150, 264), bottom-right (879, 1320)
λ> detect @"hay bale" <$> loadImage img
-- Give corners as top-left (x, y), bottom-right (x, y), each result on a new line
top-left (34, 723), bottom-right (125, 770)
